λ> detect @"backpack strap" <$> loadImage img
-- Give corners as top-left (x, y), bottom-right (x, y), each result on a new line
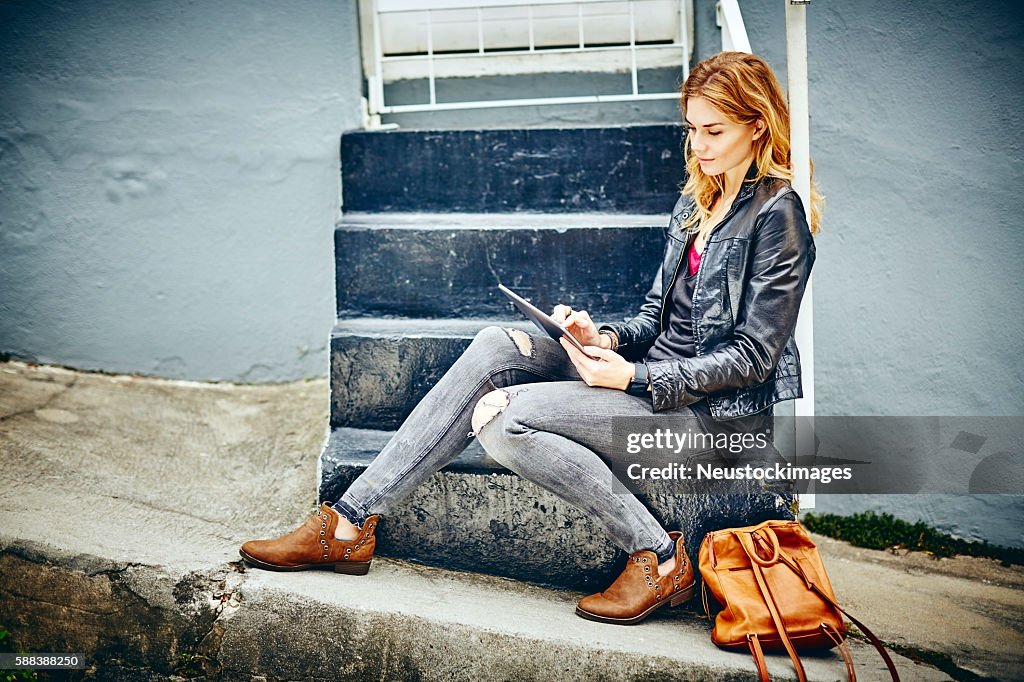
top-left (775, 550), bottom-right (900, 681)
top-left (746, 633), bottom-right (771, 682)
top-left (738, 531), bottom-right (808, 682)
top-left (822, 622), bottom-right (857, 682)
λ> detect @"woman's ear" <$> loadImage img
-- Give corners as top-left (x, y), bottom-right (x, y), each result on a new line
top-left (752, 119), bottom-right (766, 140)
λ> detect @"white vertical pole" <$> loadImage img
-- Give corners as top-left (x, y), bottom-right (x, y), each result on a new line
top-left (786, 0), bottom-right (815, 510)
top-left (527, 5), bottom-right (535, 52)
top-left (578, 4), bottom-right (585, 49)
top-left (371, 0), bottom-right (386, 115)
top-left (629, 2), bottom-right (638, 96)
top-left (427, 9), bottom-right (436, 106)
top-left (680, 0), bottom-right (690, 81)
top-left (477, 7), bottom-right (484, 54)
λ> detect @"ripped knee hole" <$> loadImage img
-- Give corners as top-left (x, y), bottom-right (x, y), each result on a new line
top-left (503, 327), bottom-right (534, 357)
top-left (470, 388), bottom-right (510, 436)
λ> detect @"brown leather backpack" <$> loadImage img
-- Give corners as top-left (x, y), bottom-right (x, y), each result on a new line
top-left (698, 519), bottom-right (900, 682)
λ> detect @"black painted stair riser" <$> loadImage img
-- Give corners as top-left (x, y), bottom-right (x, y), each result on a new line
top-left (340, 125), bottom-right (687, 213)
top-left (335, 221), bottom-right (665, 320)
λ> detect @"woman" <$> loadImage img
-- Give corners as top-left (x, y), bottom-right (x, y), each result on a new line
top-left (239, 51), bottom-right (821, 626)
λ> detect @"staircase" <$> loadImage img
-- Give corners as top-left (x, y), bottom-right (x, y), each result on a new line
top-left (320, 124), bottom-right (792, 592)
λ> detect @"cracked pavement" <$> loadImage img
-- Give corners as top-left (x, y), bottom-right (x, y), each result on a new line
top-left (0, 360), bottom-right (327, 573)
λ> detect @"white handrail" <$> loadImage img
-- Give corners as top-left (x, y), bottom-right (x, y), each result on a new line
top-left (366, 0), bottom-right (692, 115)
top-left (716, 0), bottom-right (752, 53)
top-left (382, 92), bottom-right (681, 114)
top-left (380, 0), bottom-right (629, 10)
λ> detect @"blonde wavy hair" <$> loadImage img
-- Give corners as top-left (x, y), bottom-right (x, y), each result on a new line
top-left (680, 51), bottom-right (824, 236)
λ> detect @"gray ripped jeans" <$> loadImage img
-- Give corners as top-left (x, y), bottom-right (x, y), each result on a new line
top-left (331, 325), bottom-right (785, 560)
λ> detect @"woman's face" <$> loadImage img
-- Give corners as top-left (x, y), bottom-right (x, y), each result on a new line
top-left (685, 96), bottom-right (763, 179)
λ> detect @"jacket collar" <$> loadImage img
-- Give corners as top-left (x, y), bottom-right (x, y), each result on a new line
top-left (683, 160), bottom-right (760, 243)
top-left (737, 158), bottom-right (760, 199)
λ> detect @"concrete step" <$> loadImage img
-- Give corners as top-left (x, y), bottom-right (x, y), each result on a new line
top-left (334, 212), bottom-right (664, 320)
top-left (1, 535), bottom-right (941, 681)
top-left (330, 317), bottom-right (538, 430)
top-left (340, 124), bottom-right (686, 213)
top-left (318, 426), bottom-right (800, 594)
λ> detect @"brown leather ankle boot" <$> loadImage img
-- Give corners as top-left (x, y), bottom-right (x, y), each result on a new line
top-left (575, 530), bottom-right (695, 625)
top-left (239, 502), bottom-right (380, 574)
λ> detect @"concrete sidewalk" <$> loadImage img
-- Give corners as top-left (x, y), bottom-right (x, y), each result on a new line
top-left (1, 360), bottom-right (1020, 680)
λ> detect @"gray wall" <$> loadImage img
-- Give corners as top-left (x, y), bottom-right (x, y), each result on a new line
top-left (740, 0), bottom-right (1024, 548)
top-left (0, 0), bottom-right (364, 381)
top-left (785, 0), bottom-right (1024, 418)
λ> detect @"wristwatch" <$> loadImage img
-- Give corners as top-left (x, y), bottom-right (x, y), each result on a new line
top-left (625, 362), bottom-right (651, 396)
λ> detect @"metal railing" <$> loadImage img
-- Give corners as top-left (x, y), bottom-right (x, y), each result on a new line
top-left (366, 0), bottom-right (693, 115)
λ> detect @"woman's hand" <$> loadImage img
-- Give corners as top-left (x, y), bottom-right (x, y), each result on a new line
top-left (559, 337), bottom-right (635, 390)
top-left (551, 304), bottom-right (604, 348)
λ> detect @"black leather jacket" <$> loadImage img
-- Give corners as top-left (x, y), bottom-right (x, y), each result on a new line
top-left (600, 162), bottom-right (816, 420)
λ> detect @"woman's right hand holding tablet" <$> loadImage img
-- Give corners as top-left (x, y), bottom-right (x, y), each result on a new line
top-left (551, 304), bottom-right (605, 348)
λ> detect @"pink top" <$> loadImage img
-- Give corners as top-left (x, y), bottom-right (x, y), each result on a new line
top-left (687, 239), bottom-right (702, 276)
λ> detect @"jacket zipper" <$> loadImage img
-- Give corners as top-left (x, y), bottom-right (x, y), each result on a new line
top-left (663, 195), bottom-right (745, 333)
top-left (689, 190), bottom-right (750, 350)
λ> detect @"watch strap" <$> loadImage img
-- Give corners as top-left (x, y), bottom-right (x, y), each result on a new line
top-left (626, 362), bottom-right (650, 396)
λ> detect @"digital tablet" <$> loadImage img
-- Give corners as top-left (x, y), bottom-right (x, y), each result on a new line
top-left (498, 284), bottom-right (600, 360)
